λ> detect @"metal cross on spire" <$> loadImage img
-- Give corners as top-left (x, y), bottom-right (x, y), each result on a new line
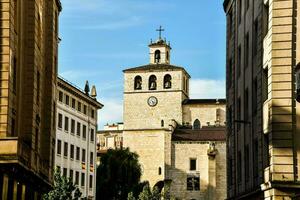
top-left (156, 25), bottom-right (164, 39)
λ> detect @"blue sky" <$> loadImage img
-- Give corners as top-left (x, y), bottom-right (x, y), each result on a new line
top-left (58, 0), bottom-right (226, 128)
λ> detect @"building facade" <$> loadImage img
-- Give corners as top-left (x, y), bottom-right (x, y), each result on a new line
top-left (122, 34), bottom-right (227, 200)
top-left (224, 0), bottom-right (300, 199)
top-left (0, 0), bottom-right (61, 199)
top-left (55, 77), bottom-right (103, 199)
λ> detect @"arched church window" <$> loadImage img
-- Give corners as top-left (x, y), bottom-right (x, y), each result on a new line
top-left (154, 50), bottom-right (161, 63)
top-left (164, 74), bottom-right (172, 89)
top-left (193, 119), bottom-right (201, 129)
top-left (149, 75), bottom-right (157, 90)
top-left (134, 76), bottom-right (142, 90)
top-left (166, 51), bottom-right (169, 61)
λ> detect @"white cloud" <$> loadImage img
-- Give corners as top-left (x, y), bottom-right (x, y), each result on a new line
top-left (98, 98), bottom-right (123, 129)
top-left (189, 79), bottom-right (225, 99)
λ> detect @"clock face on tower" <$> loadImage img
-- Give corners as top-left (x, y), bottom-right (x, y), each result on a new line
top-left (147, 96), bottom-right (158, 107)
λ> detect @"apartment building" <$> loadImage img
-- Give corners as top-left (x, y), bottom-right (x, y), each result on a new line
top-left (55, 77), bottom-right (103, 199)
top-left (224, 0), bottom-right (300, 199)
top-left (0, 0), bottom-right (61, 199)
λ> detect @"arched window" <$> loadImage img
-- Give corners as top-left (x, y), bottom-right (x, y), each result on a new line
top-left (134, 76), bottom-right (142, 90)
top-left (193, 119), bottom-right (201, 129)
top-left (149, 75), bottom-right (157, 90)
top-left (154, 50), bottom-right (161, 63)
top-left (164, 74), bottom-right (172, 89)
top-left (161, 120), bottom-right (164, 127)
top-left (166, 51), bottom-right (169, 61)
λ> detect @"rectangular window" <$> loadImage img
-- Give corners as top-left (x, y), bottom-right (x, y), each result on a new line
top-left (76, 147), bottom-right (80, 161)
top-left (83, 125), bottom-right (87, 139)
top-left (83, 105), bottom-right (87, 115)
top-left (228, 10), bottom-right (233, 39)
top-left (58, 113), bottom-right (62, 129)
top-left (253, 19), bottom-right (258, 56)
top-left (244, 88), bottom-right (249, 121)
top-left (91, 128), bottom-right (94, 142)
top-left (89, 175), bottom-right (93, 189)
top-left (64, 116), bottom-right (69, 132)
top-left (63, 168), bottom-right (67, 177)
top-left (64, 142), bottom-right (68, 157)
top-left (238, 0), bottom-right (242, 24)
top-left (75, 171), bottom-right (79, 185)
top-left (78, 102), bottom-right (81, 112)
top-left (77, 122), bottom-right (81, 136)
top-left (190, 159), bottom-right (196, 171)
top-left (57, 139), bottom-right (61, 155)
top-left (59, 91), bottom-right (63, 102)
top-left (262, 68), bottom-right (268, 102)
top-left (228, 106), bottom-right (232, 133)
top-left (70, 144), bottom-right (74, 159)
top-left (245, 145), bottom-right (249, 182)
top-left (65, 95), bottom-right (69, 106)
top-left (263, 3), bottom-right (269, 37)
top-left (81, 173), bottom-right (85, 187)
top-left (245, 33), bottom-right (249, 68)
top-left (228, 58), bottom-right (232, 88)
top-left (187, 176), bottom-right (200, 191)
top-left (237, 150), bottom-right (242, 183)
top-left (91, 109), bottom-right (95, 119)
top-left (70, 169), bottom-right (74, 182)
top-left (82, 149), bottom-right (86, 163)
top-left (90, 152), bottom-right (94, 165)
top-left (253, 78), bottom-right (258, 115)
top-left (71, 98), bottom-right (76, 109)
top-left (253, 138), bottom-right (259, 177)
top-left (237, 97), bottom-right (241, 130)
top-left (71, 119), bottom-right (75, 134)
top-left (237, 45), bottom-right (241, 78)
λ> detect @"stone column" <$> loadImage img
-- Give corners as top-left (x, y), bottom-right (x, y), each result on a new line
top-left (207, 143), bottom-right (217, 200)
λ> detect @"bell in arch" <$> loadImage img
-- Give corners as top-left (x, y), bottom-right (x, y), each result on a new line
top-left (150, 81), bottom-right (156, 90)
top-left (165, 80), bottom-right (171, 88)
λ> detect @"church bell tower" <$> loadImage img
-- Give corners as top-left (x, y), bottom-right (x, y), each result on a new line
top-left (149, 26), bottom-right (171, 64)
top-left (123, 26), bottom-right (190, 187)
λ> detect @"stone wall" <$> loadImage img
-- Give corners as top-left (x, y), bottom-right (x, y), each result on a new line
top-left (169, 141), bottom-right (226, 200)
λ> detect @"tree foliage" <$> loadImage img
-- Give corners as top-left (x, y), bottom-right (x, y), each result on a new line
top-left (43, 168), bottom-right (82, 200)
top-left (96, 148), bottom-right (142, 200)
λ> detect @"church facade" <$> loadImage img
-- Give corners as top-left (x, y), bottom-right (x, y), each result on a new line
top-left (121, 33), bottom-right (227, 200)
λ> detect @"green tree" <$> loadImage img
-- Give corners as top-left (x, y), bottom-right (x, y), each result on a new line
top-left (43, 168), bottom-right (82, 200)
top-left (96, 148), bottom-right (142, 200)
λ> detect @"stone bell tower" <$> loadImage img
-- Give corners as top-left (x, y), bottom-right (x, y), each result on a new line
top-left (149, 26), bottom-right (171, 64)
top-left (123, 27), bottom-right (190, 187)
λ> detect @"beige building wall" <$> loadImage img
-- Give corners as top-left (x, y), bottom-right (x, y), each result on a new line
top-left (0, 0), bottom-right (61, 199)
top-left (169, 141), bottom-right (226, 200)
top-left (123, 129), bottom-right (172, 186)
top-left (182, 102), bottom-right (226, 127)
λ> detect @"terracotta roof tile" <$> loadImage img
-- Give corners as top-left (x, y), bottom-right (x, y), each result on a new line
top-left (172, 127), bottom-right (226, 141)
